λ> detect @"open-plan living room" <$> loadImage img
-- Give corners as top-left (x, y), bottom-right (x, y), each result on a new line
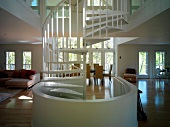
top-left (0, 0), bottom-right (170, 127)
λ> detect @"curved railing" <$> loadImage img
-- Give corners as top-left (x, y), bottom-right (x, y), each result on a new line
top-left (32, 77), bottom-right (138, 127)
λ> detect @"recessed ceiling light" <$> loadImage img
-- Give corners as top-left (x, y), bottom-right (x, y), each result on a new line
top-left (32, 42), bottom-right (42, 44)
top-left (18, 40), bottom-right (29, 43)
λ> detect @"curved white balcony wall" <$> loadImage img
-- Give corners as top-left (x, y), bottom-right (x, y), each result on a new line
top-left (32, 77), bottom-right (138, 127)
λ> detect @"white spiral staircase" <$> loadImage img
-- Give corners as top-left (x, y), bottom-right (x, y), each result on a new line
top-left (41, 0), bottom-right (128, 99)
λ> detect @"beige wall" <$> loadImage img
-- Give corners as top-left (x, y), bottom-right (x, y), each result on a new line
top-left (117, 44), bottom-right (170, 78)
top-left (0, 44), bottom-right (42, 73)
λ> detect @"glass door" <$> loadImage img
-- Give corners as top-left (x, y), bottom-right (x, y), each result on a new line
top-left (138, 51), bottom-right (149, 78)
top-left (154, 51), bottom-right (166, 76)
top-left (155, 51), bottom-right (165, 70)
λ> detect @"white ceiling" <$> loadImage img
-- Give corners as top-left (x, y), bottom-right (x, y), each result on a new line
top-left (0, 6), bottom-right (170, 45)
top-left (0, 7), bottom-right (41, 44)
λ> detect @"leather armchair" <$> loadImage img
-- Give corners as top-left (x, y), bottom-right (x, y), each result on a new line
top-left (123, 68), bottom-right (137, 83)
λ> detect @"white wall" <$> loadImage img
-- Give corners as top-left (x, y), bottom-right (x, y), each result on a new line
top-left (0, 44), bottom-right (42, 72)
top-left (117, 44), bottom-right (170, 78)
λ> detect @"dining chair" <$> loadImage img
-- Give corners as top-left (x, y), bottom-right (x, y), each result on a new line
top-left (86, 65), bottom-right (91, 85)
top-left (103, 64), bottom-right (112, 82)
top-left (93, 63), bottom-right (99, 69)
top-left (93, 65), bottom-right (104, 85)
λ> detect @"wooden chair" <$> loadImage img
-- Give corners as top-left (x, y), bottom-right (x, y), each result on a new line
top-left (86, 65), bottom-right (91, 85)
top-left (93, 66), bottom-right (104, 85)
top-left (93, 63), bottom-right (99, 69)
top-left (103, 64), bottom-right (112, 82)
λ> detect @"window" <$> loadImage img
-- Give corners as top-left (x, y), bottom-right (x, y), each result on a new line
top-left (92, 42), bottom-right (102, 49)
top-left (155, 51), bottom-right (165, 70)
top-left (68, 37), bottom-right (77, 48)
top-left (130, 0), bottom-right (141, 14)
top-left (69, 53), bottom-right (77, 61)
top-left (104, 40), bottom-right (113, 49)
top-left (87, 0), bottom-right (112, 6)
top-left (46, 1), bottom-right (69, 17)
top-left (105, 52), bottom-right (113, 72)
top-left (138, 51), bottom-right (148, 75)
top-left (31, 0), bottom-right (40, 14)
top-left (5, 51), bottom-right (15, 70)
top-left (92, 51), bottom-right (101, 65)
top-left (86, 52), bottom-right (90, 64)
top-left (23, 51), bottom-right (32, 70)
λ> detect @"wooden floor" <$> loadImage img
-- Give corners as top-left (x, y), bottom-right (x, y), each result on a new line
top-left (0, 78), bottom-right (170, 127)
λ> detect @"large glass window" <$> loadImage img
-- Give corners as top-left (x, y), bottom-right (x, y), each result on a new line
top-left (86, 52), bottom-right (90, 64)
top-left (105, 52), bottom-right (113, 72)
top-left (87, 0), bottom-right (112, 6)
top-left (6, 51), bottom-right (15, 70)
top-left (139, 51), bottom-right (148, 75)
top-left (69, 53), bottom-right (77, 61)
top-left (104, 40), bottom-right (113, 49)
top-left (80, 37), bottom-right (84, 48)
top-left (92, 42), bottom-right (102, 49)
top-left (130, 0), bottom-right (141, 14)
top-left (31, 0), bottom-right (40, 14)
top-left (92, 52), bottom-right (101, 65)
top-left (46, 1), bottom-right (69, 17)
top-left (23, 51), bottom-right (32, 70)
top-left (155, 51), bottom-right (165, 70)
top-left (68, 37), bottom-right (77, 48)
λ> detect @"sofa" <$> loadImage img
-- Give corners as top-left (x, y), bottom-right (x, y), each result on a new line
top-left (0, 69), bottom-right (40, 88)
top-left (123, 68), bottom-right (137, 83)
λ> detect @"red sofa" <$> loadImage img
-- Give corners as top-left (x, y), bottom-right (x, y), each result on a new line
top-left (0, 69), bottom-right (40, 88)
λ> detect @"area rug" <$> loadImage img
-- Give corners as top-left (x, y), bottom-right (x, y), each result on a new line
top-left (0, 87), bottom-right (23, 102)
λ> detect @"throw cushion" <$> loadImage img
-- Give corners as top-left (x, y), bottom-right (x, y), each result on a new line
top-left (0, 72), bottom-right (8, 78)
top-left (27, 70), bottom-right (36, 79)
top-left (21, 70), bottom-right (28, 79)
top-left (0, 72), bottom-right (3, 78)
top-left (12, 70), bottom-right (21, 78)
top-left (126, 68), bottom-right (136, 74)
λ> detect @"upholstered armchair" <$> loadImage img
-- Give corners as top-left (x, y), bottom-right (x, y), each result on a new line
top-left (123, 68), bottom-right (137, 83)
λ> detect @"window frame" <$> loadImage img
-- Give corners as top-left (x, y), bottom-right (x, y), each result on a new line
top-left (22, 51), bottom-right (32, 70)
top-left (5, 51), bottom-right (16, 70)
